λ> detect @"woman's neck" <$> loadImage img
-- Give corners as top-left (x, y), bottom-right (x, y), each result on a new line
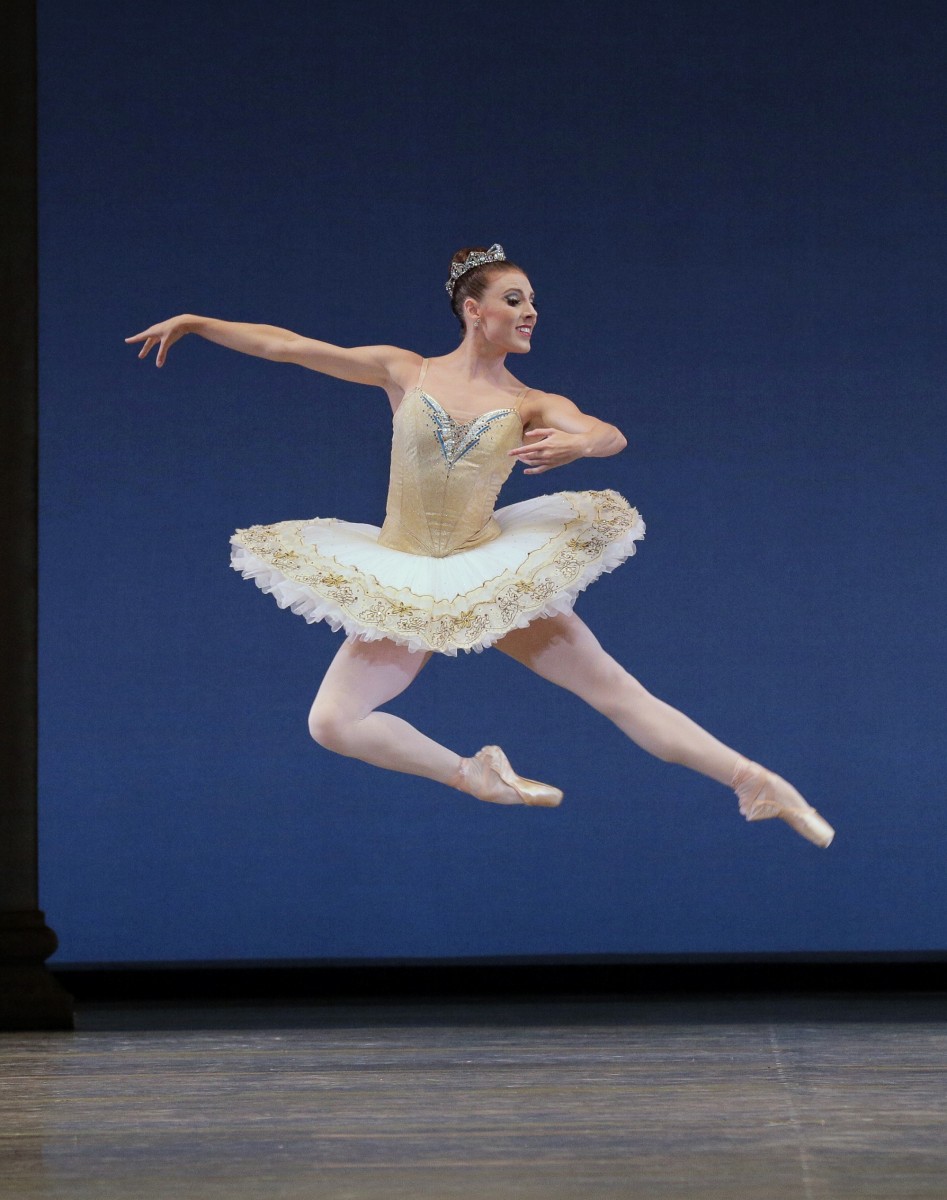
top-left (438, 337), bottom-right (510, 384)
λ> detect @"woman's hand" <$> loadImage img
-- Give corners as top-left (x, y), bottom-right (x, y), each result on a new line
top-left (124, 314), bottom-right (195, 367)
top-left (511, 392), bottom-right (627, 473)
top-left (508, 428), bottom-right (588, 475)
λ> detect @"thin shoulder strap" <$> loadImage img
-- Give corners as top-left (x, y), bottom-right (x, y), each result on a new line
top-left (415, 358), bottom-right (430, 389)
top-left (512, 385), bottom-right (531, 410)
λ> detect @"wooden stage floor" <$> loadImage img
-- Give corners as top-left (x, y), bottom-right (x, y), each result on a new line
top-left (2, 994), bottom-right (945, 1198)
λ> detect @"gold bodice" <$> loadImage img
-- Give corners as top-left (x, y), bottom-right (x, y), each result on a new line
top-left (377, 369), bottom-right (528, 558)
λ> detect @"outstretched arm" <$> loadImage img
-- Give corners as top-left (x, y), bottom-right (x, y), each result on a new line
top-left (509, 392), bottom-right (627, 475)
top-left (124, 314), bottom-right (415, 387)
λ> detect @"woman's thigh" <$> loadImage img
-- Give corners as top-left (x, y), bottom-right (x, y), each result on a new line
top-left (495, 611), bottom-right (632, 704)
top-left (311, 635), bottom-right (433, 721)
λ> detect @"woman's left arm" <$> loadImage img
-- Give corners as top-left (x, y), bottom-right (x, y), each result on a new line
top-left (509, 392), bottom-right (627, 475)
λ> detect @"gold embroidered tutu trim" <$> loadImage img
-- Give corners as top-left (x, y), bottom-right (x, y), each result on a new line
top-left (230, 489), bottom-right (644, 655)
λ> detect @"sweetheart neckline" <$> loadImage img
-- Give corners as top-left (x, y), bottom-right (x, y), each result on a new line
top-left (410, 386), bottom-right (523, 427)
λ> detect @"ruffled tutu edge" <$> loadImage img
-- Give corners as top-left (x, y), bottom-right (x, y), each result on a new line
top-left (230, 489), bottom-right (645, 656)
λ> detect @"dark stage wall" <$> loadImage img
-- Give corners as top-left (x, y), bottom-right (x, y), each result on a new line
top-left (38, 1), bottom-right (946, 962)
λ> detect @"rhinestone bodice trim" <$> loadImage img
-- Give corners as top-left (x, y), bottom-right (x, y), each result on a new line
top-left (419, 393), bottom-right (516, 469)
top-left (376, 384), bottom-right (524, 558)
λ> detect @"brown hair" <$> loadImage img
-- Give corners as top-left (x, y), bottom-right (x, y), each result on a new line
top-left (448, 247), bottom-right (524, 337)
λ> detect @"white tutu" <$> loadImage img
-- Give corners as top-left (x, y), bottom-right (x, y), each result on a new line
top-left (230, 489), bottom-right (644, 655)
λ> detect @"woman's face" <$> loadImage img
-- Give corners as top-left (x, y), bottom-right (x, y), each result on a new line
top-left (468, 270), bottom-right (537, 353)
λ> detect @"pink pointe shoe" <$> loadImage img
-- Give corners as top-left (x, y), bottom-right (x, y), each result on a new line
top-left (731, 756), bottom-right (835, 848)
top-left (453, 745), bottom-right (563, 808)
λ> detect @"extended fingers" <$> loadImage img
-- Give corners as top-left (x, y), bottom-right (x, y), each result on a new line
top-left (512, 428), bottom-right (578, 474)
top-left (125, 330), bottom-right (158, 361)
top-left (513, 447), bottom-right (552, 472)
top-left (126, 323), bottom-right (174, 366)
top-left (509, 433), bottom-right (553, 458)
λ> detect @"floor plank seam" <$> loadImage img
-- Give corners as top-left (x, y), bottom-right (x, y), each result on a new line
top-left (768, 1024), bottom-right (816, 1200)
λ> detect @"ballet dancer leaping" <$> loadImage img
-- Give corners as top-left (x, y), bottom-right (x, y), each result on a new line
top-left (126, 244), bottom-right (834, 846)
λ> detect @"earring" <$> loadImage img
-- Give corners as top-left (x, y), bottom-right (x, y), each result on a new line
top-left (474, 318), bottom-right (481, 329)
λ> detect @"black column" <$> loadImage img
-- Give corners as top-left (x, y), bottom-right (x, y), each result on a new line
top-left (0, 0), bottom-right (74, 1030)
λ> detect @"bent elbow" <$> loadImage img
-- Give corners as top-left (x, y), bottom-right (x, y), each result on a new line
top-left (613, 426), bottom-right (628, 454)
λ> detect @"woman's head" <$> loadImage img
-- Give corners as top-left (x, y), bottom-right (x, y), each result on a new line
top-left (446, 245), bottom-right (536, 350)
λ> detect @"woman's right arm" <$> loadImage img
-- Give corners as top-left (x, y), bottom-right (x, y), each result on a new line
top-left (124, 314), bottom-right (415, 387)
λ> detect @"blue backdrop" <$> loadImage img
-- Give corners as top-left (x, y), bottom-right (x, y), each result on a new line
top-left (38, 0), bottom-right (946, 963)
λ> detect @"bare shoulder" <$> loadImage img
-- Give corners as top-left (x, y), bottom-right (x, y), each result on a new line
top-left (519, 386), bottom-right (578, 422)
top-left (519, 384), bottom-right (573, 403)
top-left (382, 347), bottom-right (424, 392)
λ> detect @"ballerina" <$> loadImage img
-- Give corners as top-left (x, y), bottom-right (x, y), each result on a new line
top-left (125, 244), bottom-right (834, 846)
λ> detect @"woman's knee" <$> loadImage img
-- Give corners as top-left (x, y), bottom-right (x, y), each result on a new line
top-left (307, 699), bottom-right (354, 753)
top-left (591, 663), bottom-right (652, 718)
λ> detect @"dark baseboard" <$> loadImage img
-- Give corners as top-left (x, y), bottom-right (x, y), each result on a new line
top-left (53, 953), bottom-right (947, 1005)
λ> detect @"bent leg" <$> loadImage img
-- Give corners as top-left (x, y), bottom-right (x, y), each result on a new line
top-left (308, 635), bottom-right (558, 805)
top-left (308, 636), bottom-right (461, 784)
top-left (496, 612), bottom-right (740, 785)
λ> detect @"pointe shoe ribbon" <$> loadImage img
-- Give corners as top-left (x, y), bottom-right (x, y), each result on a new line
top-left (731, 756), bottom-right (835, 848)
top-left (454, 745), bottom-right (563, 807)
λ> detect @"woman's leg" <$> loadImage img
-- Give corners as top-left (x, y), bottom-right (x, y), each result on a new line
top-left (308, 636), bottom-right (456, 782)
top-left (496, 611), bottom-right (739, 784)
top-left (495, 611), bottom-right (834, 843)
top-left (307, 635), bottom-right (546, 804)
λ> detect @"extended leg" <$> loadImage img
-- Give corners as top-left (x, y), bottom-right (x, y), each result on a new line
top-left (497, 612), bottom-right (739, 784)
top-left (496, 612), bottom-right (834, 844)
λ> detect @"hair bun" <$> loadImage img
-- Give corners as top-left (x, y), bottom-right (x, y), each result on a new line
top-left (445, 243), bottom-right (520, 337)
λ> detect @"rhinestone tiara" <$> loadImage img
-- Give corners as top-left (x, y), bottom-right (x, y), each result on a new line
top-left (445, 243), bottom-right (507, 298)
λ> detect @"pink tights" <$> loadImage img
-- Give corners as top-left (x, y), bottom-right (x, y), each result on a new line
top-left (307, 612), bottom-right (741, 791)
